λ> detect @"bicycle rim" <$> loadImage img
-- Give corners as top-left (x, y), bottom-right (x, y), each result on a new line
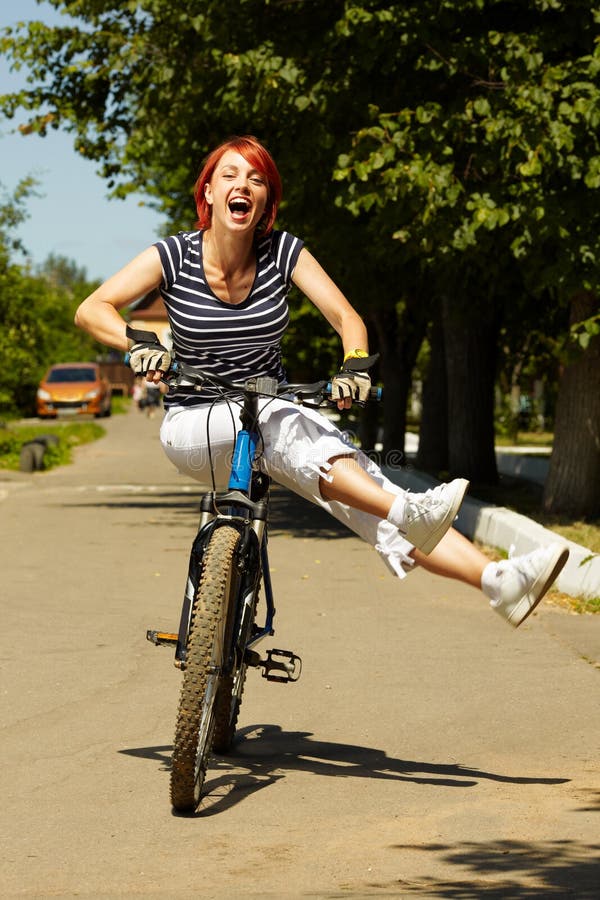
top-left (212, 581), bottom-right (259, 752)
top-left (212, 663), bottom-right (248, 754)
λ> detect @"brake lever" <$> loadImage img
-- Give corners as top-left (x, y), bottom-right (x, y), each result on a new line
top-left (294, 394), bottom-right (327, 408)
top-left (160, 372), bottom-right (204, 394)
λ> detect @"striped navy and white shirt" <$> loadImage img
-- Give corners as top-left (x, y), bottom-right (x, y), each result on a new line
top-left (154, 229), bottom-right (304, 408)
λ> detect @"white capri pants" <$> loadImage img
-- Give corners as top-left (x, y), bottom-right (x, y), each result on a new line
top-left (160, 399), bottom-right (415, 578)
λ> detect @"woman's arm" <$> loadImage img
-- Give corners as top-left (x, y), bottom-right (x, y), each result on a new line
top-left (291, 248), bottom-right (368, 356)
top-left (74, 246), bottom-right (164, 351)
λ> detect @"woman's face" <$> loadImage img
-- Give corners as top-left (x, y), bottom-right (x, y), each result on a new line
top-left (204, 150), bottom-right (269, 234)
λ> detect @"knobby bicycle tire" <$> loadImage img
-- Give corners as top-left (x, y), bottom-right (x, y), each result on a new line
top-left (170, 525), bottom-right (241, 812)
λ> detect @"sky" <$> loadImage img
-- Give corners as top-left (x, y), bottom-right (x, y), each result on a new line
top-left (0, 0), bottom-right (165, 282)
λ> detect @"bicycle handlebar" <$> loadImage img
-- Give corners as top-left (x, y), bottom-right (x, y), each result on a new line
top-left (166, 359), bottom-right (382, 407)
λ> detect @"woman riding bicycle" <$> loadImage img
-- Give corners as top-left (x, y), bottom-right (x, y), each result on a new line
top-left (75, 134), bottom-right (568, 629)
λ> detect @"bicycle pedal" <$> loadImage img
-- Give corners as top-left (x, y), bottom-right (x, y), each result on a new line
top-left (261, 648), bottom-right (302, 683)
top-left (146, 629), bottom-right (178, 646)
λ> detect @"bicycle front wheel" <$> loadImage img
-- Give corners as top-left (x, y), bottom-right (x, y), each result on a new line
top-left (170, 525), bottom-right (241, 812)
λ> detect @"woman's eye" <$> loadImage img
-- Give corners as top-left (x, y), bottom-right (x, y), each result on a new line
top-left (251, 176), bottom-right (265, 186)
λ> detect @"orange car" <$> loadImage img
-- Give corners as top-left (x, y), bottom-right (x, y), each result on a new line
top-left (36, 362), bottom-right (112, 418)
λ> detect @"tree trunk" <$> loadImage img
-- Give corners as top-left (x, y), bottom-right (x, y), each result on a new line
top-left (371, 303), bottom-right (428, 464)
top-left (416, 310), bottom-right (449, 474)
top-left (543, 292), bottom-right (600, 518)
top-left (358, 394), bottom-right (380, 455)
top-left (442, 296), bottom-right (499, 484)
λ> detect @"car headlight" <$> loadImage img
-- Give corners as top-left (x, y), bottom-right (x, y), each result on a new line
top-left (37, 389), bottom-right (51, 400)
top-left (84, 389), bottom-right (100, 399)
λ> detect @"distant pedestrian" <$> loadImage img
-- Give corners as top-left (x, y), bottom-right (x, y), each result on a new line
top-left (132, 377), bottom-right (144, 412)
top-left (144, 382), bottom-right (161, 419)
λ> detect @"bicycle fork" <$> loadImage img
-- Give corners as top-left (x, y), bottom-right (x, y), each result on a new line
top-left (146, 446), bottom-right (302, 682)
top-left (244, 540), bottom-right (302, 683)
top-left (146, 522), bottom-right (301, 682)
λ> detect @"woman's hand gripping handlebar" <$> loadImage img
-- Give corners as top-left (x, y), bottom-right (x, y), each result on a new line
top-left (330, 353), bottom-right (380, 410)
top-left (164, 356), bottom-right (382, 409)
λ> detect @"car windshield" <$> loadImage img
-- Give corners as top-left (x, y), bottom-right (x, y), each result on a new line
top-left (46, 367), bottom-right (96, 383)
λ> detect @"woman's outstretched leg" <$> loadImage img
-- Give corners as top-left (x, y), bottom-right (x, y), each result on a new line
top-left (319, 456), bottom-right (569, 628)
top-left (411, 526), bottom-right (488, 589)
top-left (319, 454), bottom-right (469, 556)
top-left (411, 526), bottom-right (569, 629)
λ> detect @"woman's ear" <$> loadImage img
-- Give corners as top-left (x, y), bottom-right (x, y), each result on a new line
top-left (204, 183), bottom-right (213, 205)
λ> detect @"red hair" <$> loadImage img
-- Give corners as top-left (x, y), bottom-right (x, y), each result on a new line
top-left (193, 135), bottom-right (282, 234)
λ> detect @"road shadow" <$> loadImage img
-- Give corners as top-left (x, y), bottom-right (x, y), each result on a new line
top-left (268, 486), bottom-right (351, 538)
top-left (119, 733), bottom-right (596, 895)
top-left (60, 483), bottom-right (353, 539)
top-left (119, 722), bottom-right (569, 818)
top-left (386, 838), bottom-right (600, 897)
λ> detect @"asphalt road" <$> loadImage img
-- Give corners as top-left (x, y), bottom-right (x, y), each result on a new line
top-left (1, 408), bottom-right (599, 898)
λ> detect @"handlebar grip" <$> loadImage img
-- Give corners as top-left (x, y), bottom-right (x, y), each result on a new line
top-left (326, 383), bottom-right (383, 401)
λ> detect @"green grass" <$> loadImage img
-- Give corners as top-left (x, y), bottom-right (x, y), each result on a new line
top-left (475, 428), bottom-right (599, 552)
top-left (568, 595), bottom-right (600, 615)
top-left (110, 395), bottom-right (130, 415)
top-left (0, 396), bottom-right (130, 471)
top-left (0, 421), bottom-right (105, 471)
top-left (495, 430), bottom-right (554, 448)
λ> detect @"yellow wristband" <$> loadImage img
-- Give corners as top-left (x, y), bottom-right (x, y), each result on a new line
top-left (343, 349), bottom-right (369, 363)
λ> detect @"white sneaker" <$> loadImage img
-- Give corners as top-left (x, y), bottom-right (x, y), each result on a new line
top-left (489, 543), bottom-right (570, 627)
top-left (398, 478), bottom-right (469, 555)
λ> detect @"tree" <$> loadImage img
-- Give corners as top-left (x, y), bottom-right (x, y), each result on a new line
top-left (543, 293), bottom-right (600, 517)
top-left (0, 181), bottom-right (102, 414)
top-left (332, 0), bottom-right (600, 506)
top-left (0, 179), bottom-right (45, 412)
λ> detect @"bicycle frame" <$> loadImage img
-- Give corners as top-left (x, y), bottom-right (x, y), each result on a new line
top-left (147, 358), bottom-right (381, 671)
top-left (146, 368), bottom-right (320, 690)
top-left (172, 388), bottom-right (277, 670)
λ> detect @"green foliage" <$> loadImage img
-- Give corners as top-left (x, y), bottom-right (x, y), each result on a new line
top-left (0, 175), bottom-right (39, 259)
top-left (572, 311), bottom-right (600, 349)
top-left (332, 2), bottom-right (600, 307)
top-left (282, 291), bottom-right (340, 381)
top-left (0, 181), bottom-right (103, 415)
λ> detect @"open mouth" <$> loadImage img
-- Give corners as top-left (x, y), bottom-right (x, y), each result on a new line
top-left (229, 198), bottom-right (251, 219)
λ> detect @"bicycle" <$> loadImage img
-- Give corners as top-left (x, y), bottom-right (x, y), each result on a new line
top-left (146, 357), bottom-right (381, 813)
